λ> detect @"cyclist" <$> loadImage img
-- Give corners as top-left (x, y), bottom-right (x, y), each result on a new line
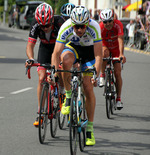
top-left (51, 5), bottom-right (103, 146)
top-left (25, 2), bottom-right (65, 127)
top-left (60, 3), bottom-right (75, 21)
top-left (99, 8), bottom-right (126, 110)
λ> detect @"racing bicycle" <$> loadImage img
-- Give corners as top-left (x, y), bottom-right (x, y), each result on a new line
top-left (56, 60), bottom-right (97, 155)
top-left (103, 56), bottom-right (123, 119)
top-left (26, 63), bottom-right (65, 143)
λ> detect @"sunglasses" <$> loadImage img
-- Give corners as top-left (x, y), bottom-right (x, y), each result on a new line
top-left (103, 20), bottom-right (113, 24)
top-left (74, 25), bottom-right (87, 29)
top-left (40, 23), bottom-right (52, 29)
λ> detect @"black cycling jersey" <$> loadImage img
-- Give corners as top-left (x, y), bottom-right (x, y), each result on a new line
top-left (28, 15), bottom-right (65, 45)
top-left (28, 15), bottom-right (65, 64)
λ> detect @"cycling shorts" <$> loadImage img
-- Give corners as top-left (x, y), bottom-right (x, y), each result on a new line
top-left (61, 42), bottom-right (95, 76)
top-left (37, 42), bottom-right (55, 71)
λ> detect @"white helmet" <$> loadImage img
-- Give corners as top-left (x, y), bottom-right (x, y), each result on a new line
top-left (100, 8), bottom-right (114, 22)
top-left (71, 6), bottom-right (90, 25)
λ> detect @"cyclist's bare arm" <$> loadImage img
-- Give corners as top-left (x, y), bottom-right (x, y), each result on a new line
top-left (25, 42), bottom-right (35, 67)
top-left (118, 35), bottom-right (126, 63)
top-left (91, 41), bottom-right (103, 86)
top-left (94, 41), bottom-right (103, 77)
top-left (51, 42), bottom-right (65, 69)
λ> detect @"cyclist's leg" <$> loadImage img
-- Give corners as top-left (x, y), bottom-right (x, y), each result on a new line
top-left (34, 43), bottom-right (53, 126)
top-left (37, 68), bottom-right (47, 111)
top-left (99, 46), bottom-right (109, 87)
top-left (83, 76), bottom-right (96, 145)
top-left (82, 57), bottom-right (96, 145)
top-left (112, 48), bottom-right (123, 109)
top-left (114, 63), bottom-right (122, 98)
top-left (37, 43), bottom-right (53, 113)
top-left (60, 47), bottom-right (76, 115)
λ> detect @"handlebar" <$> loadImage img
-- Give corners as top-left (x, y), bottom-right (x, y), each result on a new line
top-left (26, 62), bottom-right (97, 81)
top-left (25, 63), bottom-right (54, 79)
top-left (103, 57), bottom-right (123, 69)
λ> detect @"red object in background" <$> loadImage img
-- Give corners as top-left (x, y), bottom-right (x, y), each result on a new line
top-left (122, 4), bottom-right (130, 10)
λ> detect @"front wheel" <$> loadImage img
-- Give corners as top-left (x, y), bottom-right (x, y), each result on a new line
top-left (105, 74), bottom-right (111, 119)
top-left (79, 94), bottom-right (86, 152)
top-left (50, 85), bottom-right (59, 138)
top-left (39, 83), bottom-right (49, 144)
top-left (70, 93), bottom-right (78, 155)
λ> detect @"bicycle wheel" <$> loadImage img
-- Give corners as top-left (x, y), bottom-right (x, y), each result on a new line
top-left (58, 94), bottom-right (66, 129)
top-left (50, 85), bottom-right (59, 138)
top-left (110, 81), bottom-right (116, 115)
top-left (39, 83), bottom-right (49, 144)
top-left (79, 94), bottom-right (86, 152)
top-left (70, 93), bottom-right (78, 155)
top-left (105, 74), bottom-right (111, 119)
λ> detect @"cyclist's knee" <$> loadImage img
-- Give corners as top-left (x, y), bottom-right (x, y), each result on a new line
top-left (103, 47), bottom-right (110, 57)
top-left (61, 52), bottom-right (75, 66)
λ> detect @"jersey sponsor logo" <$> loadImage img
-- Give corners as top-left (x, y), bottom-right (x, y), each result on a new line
top-left (61, 28), bottom-right (73, 40)
top-left (71, 36), bottom-right (80, 42)
top-left (31, 23), bottom-right (39, 36)
top-left (87, 27), bottom-right (96, 38)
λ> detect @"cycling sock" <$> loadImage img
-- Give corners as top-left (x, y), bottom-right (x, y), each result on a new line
top-left (116, 97), bottom-right (121, 102)
top-left (65, 89), bottom-right (72, 99)
top-left (86, 121), bottom-right (93, 132)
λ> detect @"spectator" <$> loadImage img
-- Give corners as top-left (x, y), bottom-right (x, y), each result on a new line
top-left (13, 8), bottom-right (18, 27)
top-left (94, 10), bottom-right (99, 22)
top-left (126, 20), bottom-right (136, 47)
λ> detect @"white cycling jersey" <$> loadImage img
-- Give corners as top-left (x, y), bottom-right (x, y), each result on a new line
top-left (56, 18), bottom-right (102, 46)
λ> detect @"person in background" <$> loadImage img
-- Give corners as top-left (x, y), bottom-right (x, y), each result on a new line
top-left (60, 3), bottom-right (75, 21)
top-left (126, 20), bottom-right (136, 47)
top-left (94, 10), bottom-right (99, 22)
top-left (25, 3), bottom-right (65, 127)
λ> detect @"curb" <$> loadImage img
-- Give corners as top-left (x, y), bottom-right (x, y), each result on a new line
top-left (124, 47), bottom-right (150, 56)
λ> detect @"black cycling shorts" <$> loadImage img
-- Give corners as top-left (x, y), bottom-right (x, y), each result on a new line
top-left (37, 42), bottom-right (55, 64)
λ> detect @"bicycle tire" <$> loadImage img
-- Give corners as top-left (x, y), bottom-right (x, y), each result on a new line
top-left (70, 93), bottom-right (78, 155)
top-left (50, 85), bottom-right (59, 138)
top-left (58, 94), bottom-right (66, 129)
top-left (79, 94), bottom-right (86, 152)
top-left (110, 80), bottom-right (116, 115)
top-left (105, 73), bottom-right (111, 119)
top-left (39, 83), bottom-right (49, 144)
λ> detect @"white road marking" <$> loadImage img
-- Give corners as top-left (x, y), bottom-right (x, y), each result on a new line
top-left (0, 56), bottom-right (6, 58)
top-left (0, 97), bottom-right (5, 99)
top-left (10, 87), bottom-right (33, 94)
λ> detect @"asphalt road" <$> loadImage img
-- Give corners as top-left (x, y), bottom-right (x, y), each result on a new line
top-left (0, 24), bottom-right (150, 155)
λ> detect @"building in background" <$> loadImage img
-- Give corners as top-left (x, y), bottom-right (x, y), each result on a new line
top-left (69, 0), bottom-right (141, 19)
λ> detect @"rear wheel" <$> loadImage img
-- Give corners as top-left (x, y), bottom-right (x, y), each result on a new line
top-left (58, 94), bottom-right (66, 129)
top-left (70, 93), bottom-right (78, 155)
top-left (39, 83), bottom-right (49, 144)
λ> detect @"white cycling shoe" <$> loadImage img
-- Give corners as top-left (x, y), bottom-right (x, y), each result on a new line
top-left (98, 77), bottom-right (105, 87)
top-left (116, 101), bottom-right (123, 110)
